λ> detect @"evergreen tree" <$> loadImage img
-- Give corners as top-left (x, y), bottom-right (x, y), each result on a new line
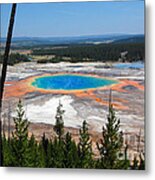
top-left (50, 137), bottom-right (65, 168)
top-left (43, 101), bottom-right (66, 168)
top-left (54, 101), bottom-right (65, 140)
top-left (38, 133), bottom-right (49, 167)
top-left (38, 143), bottom-right (46, 168)
top-left (116, 144), bottom-right (130, 169)
top-left (11, 99), bottom-right (30, 167)
top-left (96, 93), bottom-right (124, 169)
top-left (26, 134), bottom-right (40, 167)
top-left (63, 132), bottom-right (79, 168)
top-left (41, 133), bottom-right (49, 156)
top-left (2, 134), bottom-right (14, 166)
top-left (46, 140), bottom-right (54, 167)
top-left (78, 120), bottom-right (93, 168)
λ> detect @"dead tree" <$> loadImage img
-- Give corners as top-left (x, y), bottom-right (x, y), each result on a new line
top-left (0, 4), bottom-right (17, 166)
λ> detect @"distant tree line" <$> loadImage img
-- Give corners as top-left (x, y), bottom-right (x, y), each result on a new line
top-left (0, 53), bottom-right (30, 66)
top-left (36, 56), bottom-right (65, 64)
top-left (32, 42), bottom-right (144, 62)
top-left (2, 100), bottom-right (145, 169)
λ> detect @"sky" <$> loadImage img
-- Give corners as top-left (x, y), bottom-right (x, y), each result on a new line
top-left (1, 1), bottom-right (144, 37)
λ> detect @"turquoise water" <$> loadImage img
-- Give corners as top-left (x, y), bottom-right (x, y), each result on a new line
top-left (114, 62), bottom-right (144, 69)
top-left (32, 74), bottom-right (117, 90)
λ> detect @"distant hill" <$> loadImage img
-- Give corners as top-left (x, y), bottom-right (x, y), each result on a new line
top-left (113, 35), bottom-right (144, 44)
top-left (0, 34), bottom-right (144, 48)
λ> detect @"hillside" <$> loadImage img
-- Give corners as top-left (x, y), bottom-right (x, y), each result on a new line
top-left (0, 34), bottom-right (144, 48)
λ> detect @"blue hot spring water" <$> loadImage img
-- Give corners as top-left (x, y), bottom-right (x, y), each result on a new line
top-left (31, 74), bottom-right (117, 91)
top-left (114, 62), bottom-right (144, 69)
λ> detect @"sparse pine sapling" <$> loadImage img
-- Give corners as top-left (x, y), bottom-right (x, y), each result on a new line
top-left (54, 101), bottom-right (65, 140)
top-left (11, 99), bottom-right (30, 167)
top-left (78, 120), bottom-right (94, 168)
top-left (96, 98), bottom-right (124, 169)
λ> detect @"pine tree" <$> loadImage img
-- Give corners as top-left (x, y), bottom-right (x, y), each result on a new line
top-left (38, 133), bottom-right (49, 167)
top-left (96, 102), bottom-right (124, 169)
top-left (46, 101), bottom-right (66, 168)
top-left (63, 132), bottom-right (79, 168)
top-left (41, 133), bottom-right (49, 156)
top-left (78, 120), bottom-right (93, 168)
top-left (46, 140), bottom-right (54, 167)
top-left (116, 144), bottom-right (130, 169)
top-left (26, 134), bottom-right (40, 167)
top-left (38, 143), bottom-right (46, 168)
top-left (50, 137), bottom-right (65, 168)
top-left (2, 134), bottom-right (14, 166)
top-left (54, 101), bottom-right (65, 140)
top-left (11, 99), bottom-right (30, 167)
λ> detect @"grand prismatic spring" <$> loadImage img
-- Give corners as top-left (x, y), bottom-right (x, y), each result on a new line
top-left (31, 74), bottom-right (118, 91)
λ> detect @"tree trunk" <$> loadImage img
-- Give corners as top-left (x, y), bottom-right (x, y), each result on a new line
top-left (0, 3), bottom-right (17, 166)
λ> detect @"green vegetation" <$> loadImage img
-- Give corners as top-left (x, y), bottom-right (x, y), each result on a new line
top-left (0, 42), bottom-right (144, 65)
top-left (78, 120), bottom-right (93, 168)
top-left (32, 42), bottom-right (144, 62)
top-left (11, 100), bottom-right (30, 167)
top-left (0, 53), bottom-right (30, 65)
top-left (96, 103), bottom-right (128, 169)
top-left (1, 100), bottom-right (145, 169)
top-left (54, 101), bottom-right (65, 140)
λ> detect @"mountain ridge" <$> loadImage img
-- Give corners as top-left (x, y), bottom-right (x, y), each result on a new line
top-left (0, 34), bottom-right (144, 47)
